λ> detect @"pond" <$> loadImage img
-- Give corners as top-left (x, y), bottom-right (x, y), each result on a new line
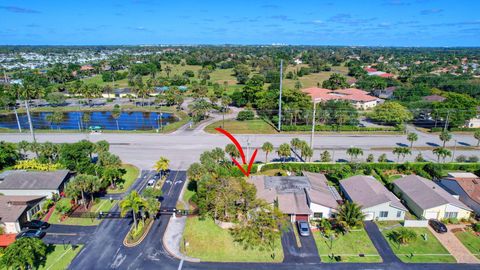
top-left (0, 111), bottom-right (177, 131)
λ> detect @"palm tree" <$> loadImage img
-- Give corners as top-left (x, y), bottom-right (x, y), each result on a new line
top-left (0, 238), bottom-right (47, 270)
top-left (111, 105), bottom-right (121, 130)
top-left (346, 147), bottom-right (363, 162)
top-left (261, 142), bottom-right (274, 163)
top-left (432, 147), bottom-right (452, 163)
top-left (474, 130), bottom-right (480, 147)
top-left (337, 201), bottom-right (366, 229)
top-left (154, 157), bottom-right (170, 177)
top-left (17, 140), bottom-right (30, 157)
top-left (290, 138), bottom-right (302, 151)
top-left (407, 132), bottom-right (418, 148)
top-left (392, 147), bottom-right (411, 162)
top-left (277, 143), bottom-right (291, 163)
top-left (439, 131), bottom-right (452, 147)
top-left (165, 66), bottom-right (172, 77)
top-left (300, 143), bottom-right (313, 162)
top-left (189, 99), bottom-right (211, 123)
top-left (120, 191), bottom-right (147, 230)
top-left (225, 143), bottom-right (240, 159)
top-left (387, 228), bottom-right (417, 249)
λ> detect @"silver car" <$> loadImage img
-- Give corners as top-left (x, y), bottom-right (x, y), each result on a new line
top-left (297, 221), bottom-right (310, 237)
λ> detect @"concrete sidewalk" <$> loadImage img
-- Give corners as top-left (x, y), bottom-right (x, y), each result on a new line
top-left (162, 216), bottom-right (200, 262)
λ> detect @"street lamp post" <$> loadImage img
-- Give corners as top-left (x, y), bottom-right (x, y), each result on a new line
top-left (451, 139), bottom-right (457, 162)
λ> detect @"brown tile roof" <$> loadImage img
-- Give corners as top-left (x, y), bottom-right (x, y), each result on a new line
top-left (302, 87), bottom-right (377, 103)
top-left (445, 173), bottom-right (480, 204)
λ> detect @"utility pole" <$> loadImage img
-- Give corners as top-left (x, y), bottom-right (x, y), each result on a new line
top-left (310, 101), bottom-right (317, 148)
top-left (13, 107), bottom-right (22, 133)
top-left (24, 100), bottom-right (36, 143)
top-left (277, 59), bottom-right (283, 131)
top-left (443, 110), bottom-right (450, 132)
top-left (451, 139), bottom-right (457, 162)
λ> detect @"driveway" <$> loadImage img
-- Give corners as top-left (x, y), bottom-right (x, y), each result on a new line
top-left (427, 225), bottom-right (479, 263)
top-left (364, 221), bottom-right (400, 263)
top-left (281, 223), bottom-right (320, 263)
top-left (43, 224), bottom-right (97, 245)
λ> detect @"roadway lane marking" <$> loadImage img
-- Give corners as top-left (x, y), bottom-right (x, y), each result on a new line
top-left (167, 170), bottom-right (181, 195)
top-left (47, 233), bottom-right (78, 236)
top-left (177, 259), bottom-right (184, 270)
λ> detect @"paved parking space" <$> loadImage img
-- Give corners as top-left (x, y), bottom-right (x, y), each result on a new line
top-left (427, 226), bottom-right (479, 263)
top-left (281, 223), bottom-right (320, 263)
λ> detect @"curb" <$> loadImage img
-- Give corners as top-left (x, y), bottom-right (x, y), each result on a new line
top-left (162, 217), bottom-right (201, 263)
top-left (123, 219), bottom-right (154, 247)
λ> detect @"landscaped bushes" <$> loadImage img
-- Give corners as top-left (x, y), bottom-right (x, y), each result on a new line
top-left (431, 127), bottom-right (480, 132)
top-left (236, 110), bottom-right (255, 121)
top-left (281, 125), bottom-right (398, 132)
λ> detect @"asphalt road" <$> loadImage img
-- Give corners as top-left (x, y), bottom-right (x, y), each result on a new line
top-left (0, 131), bottom-right (478, 170)
top-left (364, 221), bottom-right (400, 263)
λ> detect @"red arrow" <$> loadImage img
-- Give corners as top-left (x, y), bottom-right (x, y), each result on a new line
top-left (215, 127), bottom-right (257, 177)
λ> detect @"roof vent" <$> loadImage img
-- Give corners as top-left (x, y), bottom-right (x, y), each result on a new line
top-left (7, 202), bottom-right (12, 207)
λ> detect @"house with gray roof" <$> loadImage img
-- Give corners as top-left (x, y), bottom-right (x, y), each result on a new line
top-left (0, 170), bottom-right (73, 198)
top-left (340, 175), bottom-right (407, 221)
top-left (248, 172), bottom-right (341, 222)
top-left (393, 175), bottom-right (472, 220)
top-left (0, 195), bottom-right (46, 233)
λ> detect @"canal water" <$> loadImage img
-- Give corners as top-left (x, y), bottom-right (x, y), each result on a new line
top-left (0, 111), bottom-right (177, 131)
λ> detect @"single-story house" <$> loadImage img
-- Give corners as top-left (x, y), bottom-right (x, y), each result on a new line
top-left (0, 170), bottom-right (73, 198)
top-left (393, 175), bottom-right (472, 220)
top-left (339, 175), bottom-right (407, 221)
top-left (248, 172), bottom-right (341, 222)
top-left (438, 172), bottom-right (480, 215)
top-left (373, 86), bottom-right (397, 99)
top-left (302, 87), bottom-right (379, 110)
top-left (0, 195), bottom-right (46, 233)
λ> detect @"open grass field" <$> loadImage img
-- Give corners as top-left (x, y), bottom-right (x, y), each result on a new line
top-left (48, 199), bottom-right (116, 226)
top-left (204, 119), bottom-right (277, 134)
top-left (107, 164), bottom-right (140, 194)
top-left (454, 230), bottom-right (480, 259)
top-left (283, 65), bottom-right (353, 89)
top-left (313, 229), bottom-right (382, 263)
top-left (37, 245), bottom-right (83, 270)
top-left (382, 227), bottom-right (456, 263)
top-left (182, 217), bottom-right (284, 262)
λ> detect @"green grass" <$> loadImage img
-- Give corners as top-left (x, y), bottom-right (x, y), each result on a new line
top-left (182, 217), bottom-right (284, 262)
top-left (204, 119), bottom-right (277, 134)
top-left (48, 199), bottom-right (116, 226)
top-left (455, 231), bottom-right (480, 259)
top-left (283, 65), bottom-right (353, 89)
top-left (38, 245), bottom-right (83, 270)
top-left (313, 229), bottom-right (382, 263)
top-left (107, 164), bottom-right (140, 194)
top-left (382, 227), bottom-right (456, 263)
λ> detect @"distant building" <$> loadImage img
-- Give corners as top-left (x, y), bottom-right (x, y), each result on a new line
top-left (422, 95), bottom-right (446, 102)
top-left (294, 58), bottom-right (303, 65)
top-left (0, 170), bottom-right (73, 198)
top-left (248, 172), bottom-right (342, 222)
top-left (439, 172), bottom-right (480, 215)
top-left (302, 87), bottom-right (379, 109)
top-left (364, 67), bottom-right (394, 78)
top-left (373, 86), bottom-right (397, 99)
top-left (80, 65), bottom-right (94, 71)
top-left (464, 106), bottom-right (480, 128)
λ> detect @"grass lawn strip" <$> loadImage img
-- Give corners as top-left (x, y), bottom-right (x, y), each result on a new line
top-left (454, 231), bottom-right (480, 259)
top-left (108, 164), bottom-right (140, 194)
top-left (182, 217), bottom-right (283, 262)
top-left (382, 227), bottom-right (456, 263)
top-left (204, 119), bottom-right (277, 134)
top-left (49, 199), bottom-right (116, 226)
top-left (313, 229), bottom-right (381, 263)
top-left (38, 245), bottom-right (83, 270)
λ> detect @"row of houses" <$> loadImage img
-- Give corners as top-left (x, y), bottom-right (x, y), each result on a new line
top-left (0, 170), bottom-right (73, 234)
top-left (250, 171), bottom-right (478, 223)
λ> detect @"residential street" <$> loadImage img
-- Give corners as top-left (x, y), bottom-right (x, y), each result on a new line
top-left (1, 131), bottom-right (478, 170)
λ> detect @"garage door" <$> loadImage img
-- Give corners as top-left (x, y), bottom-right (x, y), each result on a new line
top-left (364, 212), bottom-right (374, 220)
top-left (425, 211), bottom-right (438, 219)
top-left (295, 215), bottom-right (309, 221)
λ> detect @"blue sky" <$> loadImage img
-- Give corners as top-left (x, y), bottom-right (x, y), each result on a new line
top-left (0, 0), bottom-right (479, 46)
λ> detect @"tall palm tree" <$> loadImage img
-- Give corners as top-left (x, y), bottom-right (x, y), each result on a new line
top-left (439, 131), bottom-right (452, 148)
top-left (432, 147), bottom-right (452, 163)
top-left (120, 191), bottom-right (147, 230)
top-left (407, 132), bottom-right (418, 148)
top-left (392, 147), bottom-right (411, 162)
top-left (474, 130), bottom-right (480, 147)
top-left (225, 143), bottom-right (240, 159)
top-left (337, 201), bottom-right (366, 229)
top-left (346, 147), bottom-right (363, 162)
top-left (277, 143), bottom-right (291, 163)
top-left (300, 143), bottom-right (313, 162)
top-left (261, 142), bottom-right (274, 163)
top-left (154, 157), bottom-right (170, 177)
top-left (290, 138), bottom-right (301, 151)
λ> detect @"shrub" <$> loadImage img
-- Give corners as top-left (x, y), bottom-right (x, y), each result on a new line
top-left (55, 199), bottom-right (72, 215)
top-left (468, 156), bottom-right (479, 163)
top-left (473, 223), bottom-right (480, 232)
top-left (455, 155), bottom-right (467, 162)
top-left (281, 125), bottom-right (398, 132)
top-left (236, 110), bottom-right (255, 121)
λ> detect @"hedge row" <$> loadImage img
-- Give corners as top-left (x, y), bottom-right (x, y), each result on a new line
top-left (431, 127), bottom-right (480, 132)
top-left (260, 162), bottom-right (480, 174)
top-left (281, 125), bottom-right (398, 132)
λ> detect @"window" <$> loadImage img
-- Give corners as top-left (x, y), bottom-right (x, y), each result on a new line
top-left (379, 211), bottom-right (389, 218)
top-left (313, 212), bottom-right (323, 219)
top-left (397, 211), bottom-right (402, 218)
top-left (444, 212), bottom-right (458, 219)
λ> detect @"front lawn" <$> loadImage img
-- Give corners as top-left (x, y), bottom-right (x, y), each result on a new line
top-left (38, 245), bottom-right (83, 270)
top-left (382, 227), bottom-right (456, 263)
top-left (313, 229), bottom-right (381, 262)
top-left (182, 217), bottom-right (283, 262)
top-left (48, 199), bottom-right (116, 226)
top-left (455, 230), bottom-right (480, 259)
top-left (205, 119), bottom-right (277, 134)
top-left (108, 164), bottom-right (139, 194)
